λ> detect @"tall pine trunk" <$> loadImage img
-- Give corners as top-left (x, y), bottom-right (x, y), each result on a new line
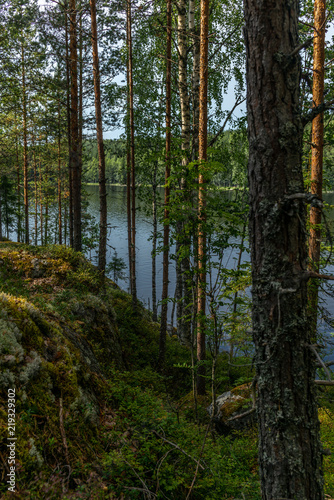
top-left (152, 162), bottom-right (158, 321)
top-left (90, 0), bottom-right (107, 273)
top-left (126, 0), bottom-right (136, 303)
top-left (69, 0), bottom-right (82, 252)
top-left (308, 0), bottom-right (326, 339)
top-left (158, 0), bottom-right (172, 367)
top-left (21, 42), bottom-right (29, 244)
top-left (196, 0), bottom-right (209, 396)
top-left (65, 3), bottom-right (74, 248)
top-left (58, 102), bottom-right (62, 245)
top-left (176, 0), bottom-right (192, 345)
top-left (244, 0), bottom-right (324, 497)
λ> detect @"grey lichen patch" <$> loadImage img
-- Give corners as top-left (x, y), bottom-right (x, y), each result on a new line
top-left (28, 438), bottom-right (44, 467)
top-left (0, 305), bottom-right (25, 370)
top-left (70, 387), bottom-right (99, 426)
top-left (19, 351), bottom-right (42, 385)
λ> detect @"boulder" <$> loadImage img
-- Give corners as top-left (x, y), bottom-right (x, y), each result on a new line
top-left (207, 382), bottom-right (256, 434)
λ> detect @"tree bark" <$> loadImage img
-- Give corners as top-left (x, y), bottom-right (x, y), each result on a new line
top-left (176, 0), bottom-right (192, 346)
top-left (32, 135), bottom-right (38, 246)
top-left (58, 102), bottom-right (62, 245)
top-left (90, 0), bottom-right (107, 273)
top-left (65, 2), bottom-right (74, 248)
top-left (152, 163), bottom-right (158, 322)
top-left (69, 0), bottom-right (82, 252)
top-left (308, 0), bottom-right (326, 339)
top-left (39, 156), bottom-right (43, 246)
top-left (244, 1), bottom-right (324, 498)
top-left (15, 106), bottom-right (21, 243)
top-left (126, 0), bottom-right (137, 303)
top-left (189, 0), bottom-right (200, 160)
top-left (21, 42), bottom-right (29, 244)
top-left (0, 184), bottom-right (2, 241)
top-left (158, 0), bottom-right (172, 368)
top-left (196, 0), bottom-right (209, 396)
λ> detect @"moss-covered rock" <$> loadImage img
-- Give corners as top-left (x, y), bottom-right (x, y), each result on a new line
top-left (0, 243), bottom-right (194, 498)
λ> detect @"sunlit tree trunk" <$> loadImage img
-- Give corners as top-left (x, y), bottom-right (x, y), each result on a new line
top-left (196, 0), bottom-right (209, 396)
top-left (65, 2), bottom-right (73, 248)
top-left (90, 0), bottom-right (107, 273)
top-left (32, 135), bottom-right (38, 246)
top-left (244, 0), bottom-right (324, 497)
top-left (158, 0), bottom-right (172, 367)
top-left (126, 0), bottom-right (137, 303)
top-left (152, 161), bottom-right (158, 321)
top-left (69, 0), bottom-right (82, 251)
top-left (39, 156), bottom-right (43, 246)
top-left (58, 102), bottom-right (62, 245)
top-left (15, 106), bottom-right (21, 243)
top-left (308, 0), bottom-right (326, 339)
top-left (176, 0), bottom-right (192, 345)
top-left (189, 0), bottom-right (200, 160)
top-left (21, 42), bottom-right (29, 244)
top-left (0, 186), bottom-right (2, 241)
top-left (44, 134), bottom-right (48, 245)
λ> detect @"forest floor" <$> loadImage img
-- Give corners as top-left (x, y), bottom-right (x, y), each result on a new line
top-left (0, 241), bottom-right (334, 499)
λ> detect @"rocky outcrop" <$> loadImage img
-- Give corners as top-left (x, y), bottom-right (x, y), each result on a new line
top-left (207, 383), bottom-right (256, 434)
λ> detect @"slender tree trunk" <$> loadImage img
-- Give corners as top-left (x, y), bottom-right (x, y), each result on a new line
top-left (126, 0), bottom-right (136, 303)
top-left (78, 10), bottom-right (83, 170)
top-left (44, 135), bottom-right (48, 245)
top-left (308, 0), bottom-right (326, 339)
top-left (90, 0), bottom-right (107, 273)
top-left (58, 102), bottom-right (62, 245)
top-left (21, 42), bottom-right (29, 244)
top-left (158, 0), bottom-right (172, 367)
top-left (15, 107), bottom-right (21, 243)
top-left (69, 0), bottom-right (82, 251)
top-left (65, 3), bottom-right (74, 248)
top-left (127, 148), bottom-right (132, 293)
top-left (176, 0), bottom-right (192, 345)
top-left (152, 164), bottom-right (158, 321)
top-left (0, 185), bottom-right (2, 241)
top-left (189, 0), bottom-right (200, 160)
top-left (244, 1), bottom-right (324, 498)
top-left (39, 157), bottom-right (43, 246)
top-left (32, 135), bottom-right (38, 246)
top-left (126, 8), bottom-right (132, 295)
top-left (196, 0), bottom-right (209, 396)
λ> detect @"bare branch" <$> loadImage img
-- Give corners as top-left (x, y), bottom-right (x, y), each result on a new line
top-left (288, 37), bottom-right (313, 58)
top-left (152, 431), bottom-right (205, 470)
top-left (208, 97), bottom-right (246, 147)
top-left (310, 345), bottom-right (332, 381)
top-left (314, 380), bottom-right (334, 386)
top-left (227, 407), bottom-right (256, 422)
top-left (302, 99), bottom-right (334, 127)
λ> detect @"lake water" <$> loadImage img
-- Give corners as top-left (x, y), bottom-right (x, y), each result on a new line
top-left (6, 184), bottom-right (334, 353)
top-left (85, 184), bottom-right (250, 319)
top-left (85, 186), bottom-right (334, 360)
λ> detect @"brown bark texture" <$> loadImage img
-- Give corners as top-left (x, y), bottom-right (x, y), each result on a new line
top-left (308, 0), bottom-right (326, 338)
top-left (158, 0), bottom-right (172, 368)
top-left (21, 43), bottom-right (29, 244)
top-left (126, 0), bottom-right (137, 303)
top-left (196, 0), bottom-right (209, 396)
top-left (65, 1), bottom-right (73, 248)
top-left (244, 0), bottom-right (324, 498)
top-left (69, 0), bottom-right (82, 252)
top-left (176, 0), bottom-right (192, 346)
top-left (90, 0), bottom-right (107, 273)
top-left (58, 103), bottom-right (62, 245)
top-left (189, 0), bottom-right (200, 160)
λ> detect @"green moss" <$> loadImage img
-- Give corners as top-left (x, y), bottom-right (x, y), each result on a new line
top-left (0, 243), bottom-right (260, 499)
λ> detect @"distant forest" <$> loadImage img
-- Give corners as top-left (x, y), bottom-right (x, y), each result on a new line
top-left (83, 132), bottom-right (334, 190)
